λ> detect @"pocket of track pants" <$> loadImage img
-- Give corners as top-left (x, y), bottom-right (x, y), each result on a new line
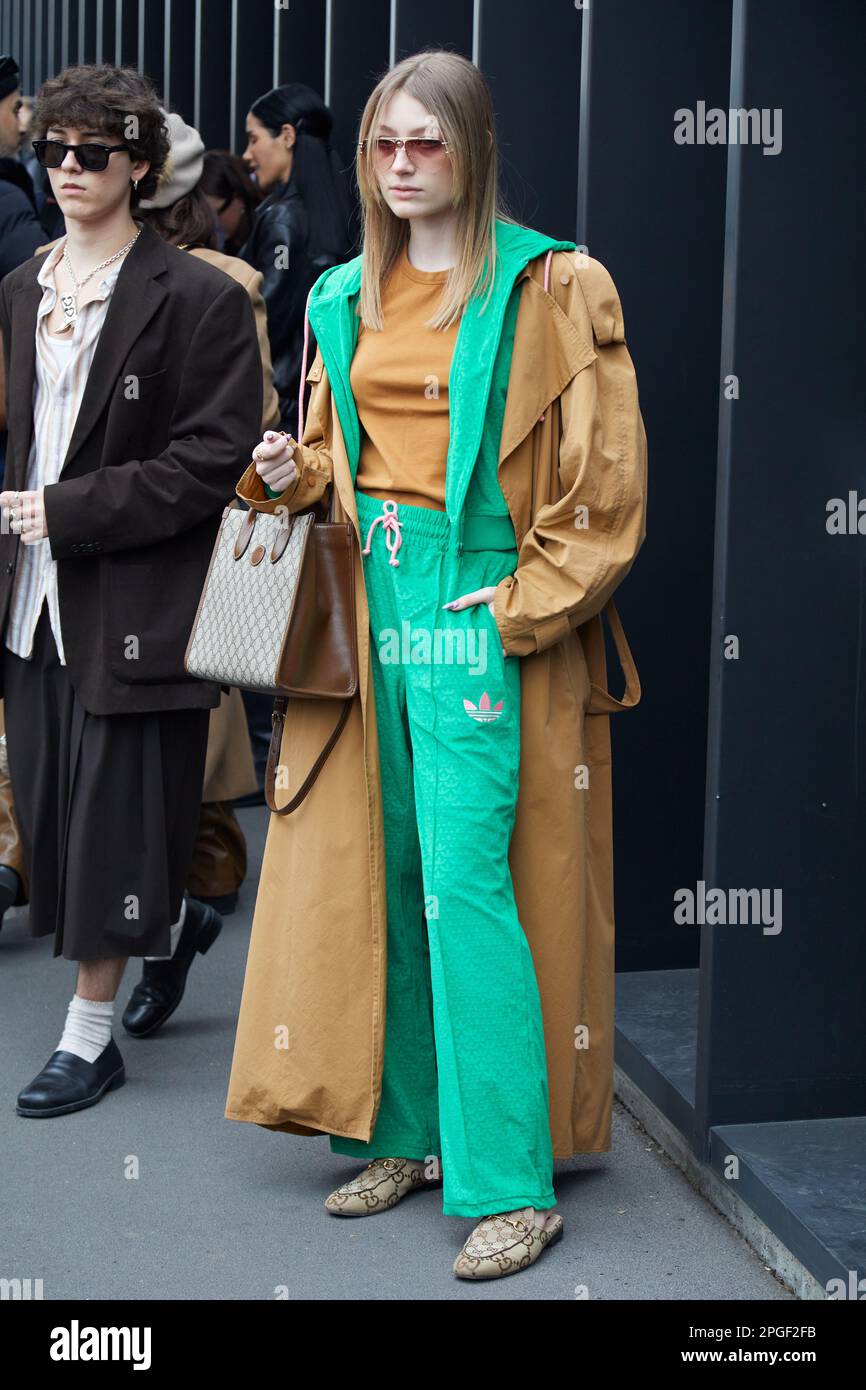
top-left (450, 598), bottom-right (503, 687)
top-left (454, 601), bottom-right (518, 733)
top-left (479, 597), bottom-right (508, 665)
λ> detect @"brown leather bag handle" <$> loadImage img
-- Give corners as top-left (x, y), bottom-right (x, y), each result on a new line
top-left (265, 694), bottom-right (354, 815)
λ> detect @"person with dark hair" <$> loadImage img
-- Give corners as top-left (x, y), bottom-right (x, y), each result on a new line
top-left (0, 56), bottom-right (57, 560)
top-left (242, 82), bottom-right (356, 433)
top-left (121, 108), bottom-right (278, 1031)
top-left (0, 108), bottom-right (278, 1028)
top-left (0, 64), bottom-right (262, 1118)
top-left (0, 57), bottom-right (47, 913)
top-left (200, 149), bottom-right (261, 257)
top-left (137, 121), bottom-right (219, 252)
top-left (16, 92), bottom-right (62, 237)
top-left (238, 84), bottom-right (358, 786)
top-left (0, 56), bottom-right (45, 281)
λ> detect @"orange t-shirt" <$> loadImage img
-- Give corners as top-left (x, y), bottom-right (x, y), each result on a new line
top-left (350, 244), bottom-right (459, 511)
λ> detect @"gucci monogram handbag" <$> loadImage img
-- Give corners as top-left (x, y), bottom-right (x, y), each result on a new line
top-left (184, 486), bottom-right (358, 815)
top-left (184, 292), bottom-right (359, 815)
top-left (180, 286), bottom-right (361, 822)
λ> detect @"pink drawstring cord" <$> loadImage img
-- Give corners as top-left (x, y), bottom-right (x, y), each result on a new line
top-left (362, 499), bottom-right (403, 566)
top-left (295, 285), bottom-right (315, 444)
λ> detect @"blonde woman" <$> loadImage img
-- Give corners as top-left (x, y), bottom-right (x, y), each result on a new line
top-left (226, 48), bottom-right (647, 1282)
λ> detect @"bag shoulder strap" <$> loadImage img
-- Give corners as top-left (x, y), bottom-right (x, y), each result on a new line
top-left (265, 695), bottom-right (353, 816)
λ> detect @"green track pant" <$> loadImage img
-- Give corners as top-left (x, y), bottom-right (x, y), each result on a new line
top-left (329, 488), bottom-right (556, 1219)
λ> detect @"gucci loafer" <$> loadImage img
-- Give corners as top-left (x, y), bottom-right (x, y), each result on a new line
top-left (16, 1039), bottom-right (126, 1118)
top-left (325, 1156), bottom-right (442, 1216)
top-left (452, 1208), bottom-right (564, 1280)
top-left (122, 897), bottom-right (222, 1038)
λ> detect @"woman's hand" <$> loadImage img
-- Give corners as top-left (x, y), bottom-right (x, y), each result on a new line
top-left (442, 585), bottom-right (507, 658)
top-left (0, 488), bottom-right (47, 544)
top-left (252, 430), bottom-right (298, 493)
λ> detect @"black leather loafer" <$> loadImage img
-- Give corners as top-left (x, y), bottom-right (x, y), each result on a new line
top-left (16, 1038), bottom-right (126, 1117)
top-left (0, 864), bottom-right (22, 933)
top-left (121, 898), bottom-right (223, 1038)
top-left (192, 890), bottom-right (238, 917)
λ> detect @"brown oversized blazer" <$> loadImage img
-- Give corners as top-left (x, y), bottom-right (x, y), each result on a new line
top-left (0, 221), bottom-right (263, 715)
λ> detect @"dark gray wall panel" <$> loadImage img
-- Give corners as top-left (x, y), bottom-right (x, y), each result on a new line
top-left (196, 0), bottom-right (232, 149)
top-left (480, 0), bottom-right (583, 240)
top-left (696, 0), bottom-right (866, 1145)
top-left (579, 0), bottom-right (732, 973)
top-left (395, 0), bottom-right (472, 62)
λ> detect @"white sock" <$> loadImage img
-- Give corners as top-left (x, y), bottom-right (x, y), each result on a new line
top-left (144, 895), bottom-right (188, 963)
top-left (57, 994), bottom-right (115, 1064)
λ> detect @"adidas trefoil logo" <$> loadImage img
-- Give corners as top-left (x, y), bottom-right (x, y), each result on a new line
top-left (463, 691), bottom-right (504, 723)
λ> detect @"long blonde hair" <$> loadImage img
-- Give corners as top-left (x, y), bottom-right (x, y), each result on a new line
top-left (355, 48), bottom-right (521, 331)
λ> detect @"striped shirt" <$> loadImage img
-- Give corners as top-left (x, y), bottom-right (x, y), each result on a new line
top-left (5, 238), bottom-right (124, 664)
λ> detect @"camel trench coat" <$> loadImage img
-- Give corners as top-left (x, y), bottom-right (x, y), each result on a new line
top-left (224, 246), bottom-right (648, 1158)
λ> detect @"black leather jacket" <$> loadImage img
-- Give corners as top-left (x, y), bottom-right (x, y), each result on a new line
top-left (240, 177), bottom-right (336, 435)
top-left (0, 159), bottom-right (45, 280)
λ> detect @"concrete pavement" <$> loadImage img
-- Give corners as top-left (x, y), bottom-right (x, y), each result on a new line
top-left (0, 806), bottom-right (793, 1301)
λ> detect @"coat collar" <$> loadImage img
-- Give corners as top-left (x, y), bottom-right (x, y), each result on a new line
top-left (306, 218), bottom-right (579, 564)
top-left (5, 221), bottom-right (170, 484)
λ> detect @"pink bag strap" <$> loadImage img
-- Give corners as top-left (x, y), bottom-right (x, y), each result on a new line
top-left (296, 284), bottom-right (315, 444)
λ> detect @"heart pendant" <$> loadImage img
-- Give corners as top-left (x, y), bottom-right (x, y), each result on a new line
top-left (60, 294), bottom-right (76, 322)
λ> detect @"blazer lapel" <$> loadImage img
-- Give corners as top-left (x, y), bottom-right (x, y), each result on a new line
top-left (61, 223), bottom-right (169, 476)
top-left (5, 275), bottom-right (45, 488)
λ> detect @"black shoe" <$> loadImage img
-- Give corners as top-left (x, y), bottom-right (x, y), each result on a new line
top-left (16, 1038), bottom-right (126, 1117)
top-left (192, 889), bottom-right (238, 917)
top-left (121, 899), bottom-right (223, 1038)
top-left (0, 864), bottom-right (22, 934)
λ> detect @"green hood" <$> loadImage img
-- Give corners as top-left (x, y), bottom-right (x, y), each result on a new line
top-left (306, 217), bottom-right (576, 563)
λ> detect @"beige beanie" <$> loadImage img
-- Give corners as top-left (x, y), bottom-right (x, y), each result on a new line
top-left (139, 109), bottom-right (205, 210)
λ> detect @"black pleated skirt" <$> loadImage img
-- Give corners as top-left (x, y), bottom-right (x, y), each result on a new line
top-left (3, 604), bottom-right (210, 961)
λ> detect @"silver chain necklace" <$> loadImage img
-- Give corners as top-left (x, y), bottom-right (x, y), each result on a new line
top-left (59, 226), bottom-right (142, 326)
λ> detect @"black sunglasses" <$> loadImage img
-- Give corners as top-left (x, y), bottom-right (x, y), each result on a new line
top-left (32, 138), bottom-right (129, 172)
